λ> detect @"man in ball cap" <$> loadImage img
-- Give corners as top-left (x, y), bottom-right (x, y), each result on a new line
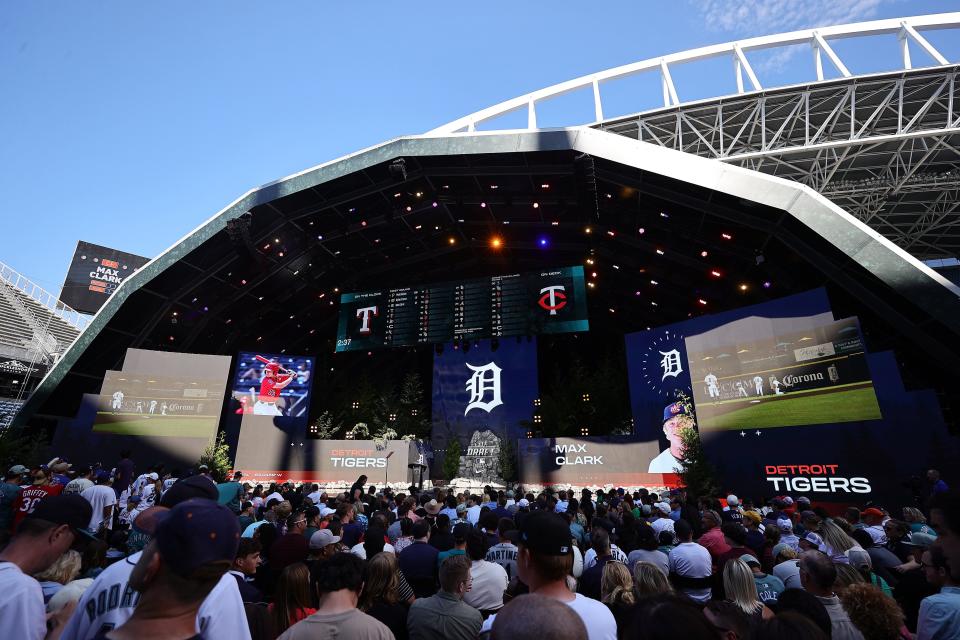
top-left (0, 494), bottom-right (94, 639)
top-left (480, 510), bottom-right (617, 640)
top-left (100, 499), bottom-right (240, 640)
top-left (647, 401), bottom-right (691, 473)
top-left (59, 475), bottom-right (251, 640)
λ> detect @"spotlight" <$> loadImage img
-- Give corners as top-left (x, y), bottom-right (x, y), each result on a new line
top-left (739, 283), bottom-right (749, 291)
top-left (638, 228), bottom-right (645, 234)
top-left (721, 233), bottom-right (733, 240)
top-left (763, 281), bottom-right (772, 289)
top-left (490, 236), bottom-right (503, 249)
top-left (701, 250), bottom-right (708, 257)
top-left (538, 237), bottom-right (549, 247)
top-left (532, 202), bottom-right (540, 209)
top-left (448, 237), bottom-right (456, 245)
top-left (710, 270), bottom-right (722, 278)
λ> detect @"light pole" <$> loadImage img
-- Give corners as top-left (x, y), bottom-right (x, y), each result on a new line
top-left (383, 450), bottom-right (394, 487)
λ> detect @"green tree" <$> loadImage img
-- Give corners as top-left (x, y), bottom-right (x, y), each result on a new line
top-left (443, 437), bottom-right (462, 481)
top-left (310, 411), bottom-right (339, 439)
top-left (199, 431), bottom-right (232, 483)
top-left (396, 372), bottom-right (430, 439)
top-left (677, 426), bottom-right (719, 499)
top-left (0, 427), bottom-right (47, 470)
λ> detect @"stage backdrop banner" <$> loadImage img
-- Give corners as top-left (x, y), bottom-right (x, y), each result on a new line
top-left (625, 288), bottom-right (958, 503)
top-left (237, 439), bottom-right (411, 485)
top-left (431, 339), bottom-right (538, 475)
top-left (518, 437), bottom-right (673, 487)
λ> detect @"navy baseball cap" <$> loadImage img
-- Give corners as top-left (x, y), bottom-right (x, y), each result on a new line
top-left (159, 475), bottom-right (218, 507)
top-left (154, 499), bottom-right (240, 577)
top-left (28, 494), bottom-right (96, 541)
top-left (663, 402), bottom-right (687, 422)
top-left (518, 510), bottom-right (571, 556)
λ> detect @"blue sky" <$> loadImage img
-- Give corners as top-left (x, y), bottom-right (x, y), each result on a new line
top-left (2, 1), bottom-right (958, 295)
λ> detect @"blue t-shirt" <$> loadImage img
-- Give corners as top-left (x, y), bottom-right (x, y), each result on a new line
top-left (0, 482), bottom-right (21, 532)
top-left (754, 573), bottom-right (786, 603)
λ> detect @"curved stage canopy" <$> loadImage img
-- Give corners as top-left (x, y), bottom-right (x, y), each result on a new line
top-left (17, 127), bottom-right (960, 427)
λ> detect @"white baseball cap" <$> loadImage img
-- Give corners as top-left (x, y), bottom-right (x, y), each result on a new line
top-left (726, 494), bottom-right (739, 507)
top-left (319, 507), bottom-right (336, 517)
top-left (517, 499), bottom-right (530, 508)
top-left (655, 502), bottom-right (671, 514)
top-left (309, 529), bottom-right (341, 549)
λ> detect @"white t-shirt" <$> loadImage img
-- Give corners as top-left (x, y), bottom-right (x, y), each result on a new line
top-left (64, 478), bottom-right (94, 496)
top-left (485, 542), bottom-right (519, 580)
top-left (573, 545), bottom-right (584, 579)
top-left (81, 485), bottom-right (118, 532)
top-left (669, 542), bottom-right (712, 603)
top-left (647, 448), bottom-right (680, 473)
top-left (480, 592), bottom-right (617, 640)
top-left (306, 491), bottom-right (322, 505)
top-left (350, 542), bottom-right (395, 559)
top-left (467, 505), bottom-right (482, 525)
top-left (59, 551), bottom-right (251, 640)
top-left (627, 549), bottom-right (669, 575)
top-left (584, 544), bottom-right (627, 569)
top-left (0, 561), bottom-right (46, 640)
top-left (865, 525), bottom-right (887, 545)
top-left (463, 560), bottom-right (508, 611)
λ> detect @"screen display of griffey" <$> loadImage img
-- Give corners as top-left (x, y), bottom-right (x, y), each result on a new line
top-left (92, 350), bottom-right (231, 438)
top-left (59, 240), bottom-right (149, 315)
top-left (686, 315), bottom-right (882, 431)
top-left (335, 266), bottom-right (588, 352)
top-left (232, 353), bottom-right (315, 418)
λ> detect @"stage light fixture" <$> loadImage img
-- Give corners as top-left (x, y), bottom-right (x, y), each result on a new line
top-left (698, 298), bottom-right (708, 305)
top-left (388, 158), bottom-right (407, 181)
top-left (587, 282), bottom-right (595, 289)
top-left (538, 237), bottom-right (549, 247)
top-left (584, 226), bottom-right (592, 234)
top-left (432, 202), bottom-right (438, 208)
top-left (541, 183), bottom-right (550, 189)
top-left (710, 270), bottom-right (722, 278)
top-left (656, 249), bottom-right (664, 255)
top-left (274, 238), bottom-right (280, 244)
top-left (490, 236), bottom-right (503, 249)
top-left (638, 228), bottom-right (645, 234)
top-left (606, 230), bottom-right (615, 237)
top-left (701, 250), bottom-right (708, 257)
top-left (763, 281), bottom-right (772, 289)
top-left (591, 272), bottom-right (597, 278)
top-left (650, 279), bottom-right (658, 285)
top-left (533, 202), bottom-right (540, 209)
top-left (635, 291), bottom-right (641, 296)
top-left (721, 233), bottom-right (733, 240)
top-left (739, 283), bottom-right (749, 291)
top-left (481, 202), bottom-right (487, 208)
top-left (580, 427), bottom-right (590, 436)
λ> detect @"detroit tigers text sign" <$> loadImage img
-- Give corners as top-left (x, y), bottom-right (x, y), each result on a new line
top-left (335, 266), bottom-right (588, 352)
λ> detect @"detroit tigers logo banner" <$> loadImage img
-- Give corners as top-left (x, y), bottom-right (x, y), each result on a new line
top-left (625, 288), bottom-right (957, 503)
top-left (431, 338), bottom-right (538, 471)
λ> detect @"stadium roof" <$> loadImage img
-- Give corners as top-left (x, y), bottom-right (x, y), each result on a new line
top-left (15, 127), bottom-right (960, 426)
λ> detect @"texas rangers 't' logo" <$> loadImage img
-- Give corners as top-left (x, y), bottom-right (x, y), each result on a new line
top-left (538, 285), bottom-right (567, 315)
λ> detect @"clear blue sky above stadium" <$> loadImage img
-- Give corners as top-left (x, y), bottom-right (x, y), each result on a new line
top-left (2, 1), bottom-right (958, 295)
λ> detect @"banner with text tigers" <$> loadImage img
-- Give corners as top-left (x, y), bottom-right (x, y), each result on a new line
top-left (431, 339), bottom-right (538, 475)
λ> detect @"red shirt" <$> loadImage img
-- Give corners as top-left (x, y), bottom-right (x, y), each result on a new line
top-left (13, 484), bottom-right (64, 530)
top-left (259, 374), bottom-right (292, 402)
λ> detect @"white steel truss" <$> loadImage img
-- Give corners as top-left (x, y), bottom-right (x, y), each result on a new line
top-left (429, 13), bottom-right (960, 258)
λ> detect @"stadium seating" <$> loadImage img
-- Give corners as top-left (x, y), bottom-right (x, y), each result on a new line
top-left (0, 397), bottom-right (23, 428)
top-left (0, 264), bottom-right (84, 364)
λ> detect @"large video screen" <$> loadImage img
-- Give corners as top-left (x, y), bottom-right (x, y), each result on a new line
top-left (92, 349), bottom-right (231, 439)
top-left (231, 353), bottom-right (315, 418)
top-left (59, 241), bottom-right (149, 315)
top-left (335, 266), bottom-right (588, 352)
top-left (686, 316), bottom-right (882, 431)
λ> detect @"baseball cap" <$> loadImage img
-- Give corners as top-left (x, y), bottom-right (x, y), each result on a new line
top-left (154, 499), bottom-right (240, 577)
top-left (776, 518), bottom-right (794, 533)
top-left (319, 507), bottom-right (336, 517)
top-left (803, 532), bottom-right (825, 550)
top-left (655, 501), bottom-right (671, 514)
top-left (309, 529), bottom-right (341, 549)
top-left (8, 464), bottom-right (29, 475)
top-left (506, 490), bottom-right (515, 498)
top-left (94, 470), bottom-right (112, 483)
top-left (453, 523), bottom-right (471, 542)
top-left (741, 554), bottom-right (760, 566)
top-left (517, 499), bottom-right (530, 508)
top-left (456, 503), bottom-right (468, 514)
top-left (847, 548), bottom-right (872, 570)
top-left (862, 508), bottom-right (884, 518)
top-left (518, 510), bottom-right (571, 555)
top-left (146, 472), bottom-right (159, 481)
top-left (772, 543), bottom-right (793, 559)
top-left (159, 475), bottom-right (218, 507)
top-left (641, 504), bottom-right (652, 516)
top-left (27, 494), bottom-right (95, 540)
top-left (663, 402), bottom-right (687, 422)
top-left (726, 494), bottom-right (739, 507)
top-left (593, 517), bottom-right (615, 535)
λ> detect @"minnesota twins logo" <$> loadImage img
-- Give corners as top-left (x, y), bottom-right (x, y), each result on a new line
top-left (538, 285), bottom-right (567, 315)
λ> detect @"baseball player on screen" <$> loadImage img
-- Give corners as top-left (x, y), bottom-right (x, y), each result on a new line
top-left (254, 361), bottom-right (295, 416)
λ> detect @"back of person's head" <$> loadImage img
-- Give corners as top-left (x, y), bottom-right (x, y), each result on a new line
top-left (839, 583), bottom-right (905, 640)
top-left (850, 528), bottom-right (874, 549)
top-left (498, 518), bottom-right (516, 539)
top-left (658, 530), bottom-right (674, 547)
top-left (480, 510), bottom-right (499, 532)
top-left (755, 611), bottom-right (829, 640)
top-left (674, 518), bottom-right (692, 541)
top-left (592, 527), bottom-right (611, 555)
top-left (518, 510), bottom-right (574, 582)
top-left (412, 519), bottom-right (430, 540)
top-left (466, 529), bottom-right (488, 561)
top-left (703, 600), bottom-right (750, 640)
top-left (819, 519), bottom-right (857, 554)
top-left (723, 557), bottom-right (761, 615)
top-left (799, 550), bottom-right (837, 591)
top-left (491, 593), bottom-right (587, 640)
top-left (435, 513), bottom-right (450, 532)
top-left (399, 517), bottom-right (413, 537)
top-left (834, 563), bottom-right (866, 589)
top-left (601, 561), bottom-right (636, 605)
top-left (359, 552), bottom-right (399, 610)
top-left (363, 527), bottom-right (386, 558)
top-left (439, 554), bottom-right (472, 594)
top-left (633, 561), bottom-right (673, 598)
top-left (313, 552), bottom-right (365, 594)
top-left (626, 594), bottom-right (716, 640)
top-left (272, 563), bottom-right (312, 634)
top-left (721, 522), bottom-right (747, 546)
top-left (637, 524), bottom-right (658, 551)
top-left (775, 588), bottom-right (832, 637)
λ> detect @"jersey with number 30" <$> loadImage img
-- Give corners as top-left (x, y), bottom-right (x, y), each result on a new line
top-left (13, 484), bottom-right (63, 530)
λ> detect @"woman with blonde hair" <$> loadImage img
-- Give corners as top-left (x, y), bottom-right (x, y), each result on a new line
top-left (359, 552), bottom-right (409, 639)
top-left (903, 507), bottom-right (936, 535)
top-left (723, 557), bottom-right (773, 622)
top-left (632, 560), bottom-right (673, 598)
top-left (818, 519), bottom-right (859, 563)
top-left (601, 562), bottom-right (636, 632)
top-left (34, 550), bottom-right (82, 604)
top-left (268, 563), bottom-right (316, 634)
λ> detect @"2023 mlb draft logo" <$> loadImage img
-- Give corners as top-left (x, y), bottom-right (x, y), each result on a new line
top-left (764, 463), bottom-right (872, 494)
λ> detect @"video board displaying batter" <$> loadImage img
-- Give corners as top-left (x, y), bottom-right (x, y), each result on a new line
top-left (231, 352), bottom-right (315, 418)
top-left (335, 266), bottom-right (588, 352)
top-left (686, 316), bottom-right (882, 431)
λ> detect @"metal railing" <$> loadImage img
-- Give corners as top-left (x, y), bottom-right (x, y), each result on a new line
top-left (0, 260), bottom-right (89, 332)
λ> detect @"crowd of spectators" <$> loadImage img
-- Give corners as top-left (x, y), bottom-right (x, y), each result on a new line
top-left (0, 455), bottom-right (957, 640)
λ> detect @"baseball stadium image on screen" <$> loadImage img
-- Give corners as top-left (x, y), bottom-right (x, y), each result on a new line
top-left (232, 352), bottom-right (314, 418)
top-left (91, 349), bottom-right (231, 438)
top-left (335, 266), bottom-right (588, 352)
top-left (686, 315), bottom-right (882, 431)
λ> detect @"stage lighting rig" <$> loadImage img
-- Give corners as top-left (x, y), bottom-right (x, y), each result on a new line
top-left (389, 158), bottom-right (408, 182)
